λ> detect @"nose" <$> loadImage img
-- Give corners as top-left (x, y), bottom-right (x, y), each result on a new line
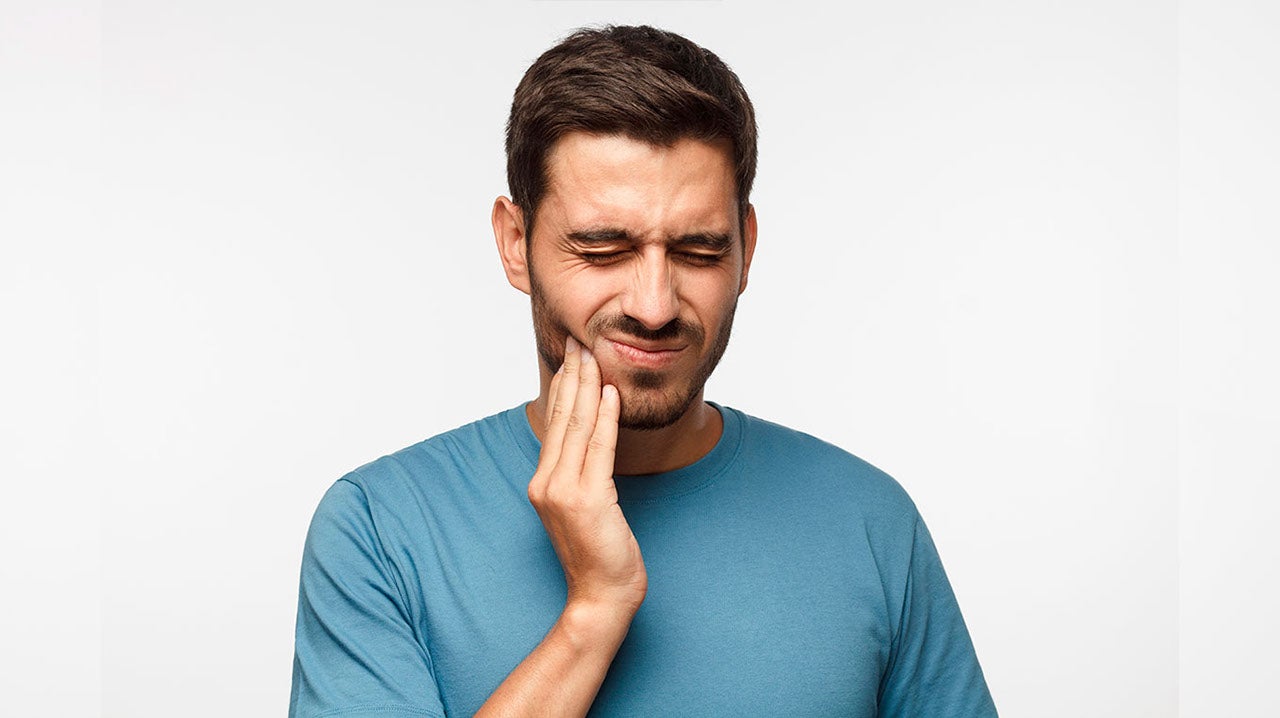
top-left (620, 248), bottom-right (680, 331)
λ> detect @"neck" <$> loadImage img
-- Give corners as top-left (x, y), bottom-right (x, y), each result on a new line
top-left (525, 367), bottom-right (723, 476)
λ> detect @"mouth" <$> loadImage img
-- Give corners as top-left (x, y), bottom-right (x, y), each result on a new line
top-left (603, 337), bottom-right (688, 369)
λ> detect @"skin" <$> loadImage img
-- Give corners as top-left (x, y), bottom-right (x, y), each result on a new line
top-left (495, 132), bottom-right (758, 475)
top-left (478, 132), bottom-right (757, 716)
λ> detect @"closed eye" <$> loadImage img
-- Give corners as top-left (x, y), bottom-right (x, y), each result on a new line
top-left (580, 252), bottom-right (628, 264)
top-left (680, 252), bottom-right (723, 265)
top-left (581, 251), bottom-right (724, 266)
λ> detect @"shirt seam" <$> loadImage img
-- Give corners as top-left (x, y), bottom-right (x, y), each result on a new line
top-left (335, 473), bottom-right (444, 699)
top-left (878, 510), bottom-right (922, 702)
top-left (619, 405), bottom-right (747, 506)
top-left (308, 704), bottom-right (444, 718)
top-left (503, 403), bottom-right (540, 474)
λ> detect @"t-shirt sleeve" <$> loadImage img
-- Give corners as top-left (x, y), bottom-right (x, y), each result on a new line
top-left (877, 514), bottom-right (999, 717)
top-left (289, 478), bottom-right (447, 718)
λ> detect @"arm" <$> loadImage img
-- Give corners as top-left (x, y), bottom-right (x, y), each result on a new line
top-left (475, 336), bottom-right (647, 717)
top-left (289, 479), bottom-right (447, 718)
top-left (475, 600), bottom-right (635, 717)
top-left (877, 515), bottom-right (998, 717)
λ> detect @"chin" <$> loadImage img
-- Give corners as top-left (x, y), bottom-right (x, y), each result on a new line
top-left (615, 378), bottom-right (702, 431)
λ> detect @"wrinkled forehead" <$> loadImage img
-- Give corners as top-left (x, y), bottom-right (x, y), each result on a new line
top-left (540, 132), bottom-right (738, 237)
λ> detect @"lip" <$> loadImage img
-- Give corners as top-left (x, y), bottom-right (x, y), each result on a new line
top-left (604, 338), bottom-right (688, 369)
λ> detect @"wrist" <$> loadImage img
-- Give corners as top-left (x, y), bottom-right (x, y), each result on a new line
top-left (557, 597), bottom-right (640, 654)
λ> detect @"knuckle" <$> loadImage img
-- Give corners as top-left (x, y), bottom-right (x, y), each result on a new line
top-left (565, 412), bottom-right (587, 433)
top-left (527, 479), bottom-right (546, 504)
top-left (561, 492), bottom-right (589, 513)
top-left (544, 483), bottom-right (587, 512)
top-left (548, 404), bottom-right (566, 423)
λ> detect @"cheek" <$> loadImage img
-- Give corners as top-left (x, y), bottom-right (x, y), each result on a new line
top-left (566, 279), bottom-right (621, 328)
top-left (687, 281), bottom-right (740, 327)
top-left (535, 278), bottom-right (606, 340)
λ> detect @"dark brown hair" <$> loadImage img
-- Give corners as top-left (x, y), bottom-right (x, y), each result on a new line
top-left (505, 25), bottom-right (758, 236)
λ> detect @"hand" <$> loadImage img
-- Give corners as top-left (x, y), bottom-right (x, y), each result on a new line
top-left (528, 336), bottom-right (648, 614)
top-left (474, 337), bottom-right (646, 716)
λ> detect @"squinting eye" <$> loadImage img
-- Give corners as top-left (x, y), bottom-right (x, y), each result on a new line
top-left (681, 253), bottom-right (721, 265)
top-left (581, 252), bottom-right (626, 264)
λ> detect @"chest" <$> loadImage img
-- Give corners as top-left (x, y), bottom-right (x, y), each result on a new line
top-left (408, 498), bottom-right (893, 717)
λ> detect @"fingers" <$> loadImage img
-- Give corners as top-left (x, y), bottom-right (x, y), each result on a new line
top-left (524, 337), bottom-right (641, 611)
top-left (558, 342), bottom-right (602, 474)
top-left (536, 369), bottom-right (565, 469)
top-left (539, 335), bottom-right (581, 466)
top-left (582, 383), bottom-right (620, 484)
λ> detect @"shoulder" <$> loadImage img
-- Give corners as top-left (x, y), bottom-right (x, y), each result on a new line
top-left (306, 407), bottom-right (531, 557)
top-left (728, 407), bottom-right (919, 523)
top-left (312, 406), bottom-right (532, 532)
top-left (341, 406), bottom-right (527, 491)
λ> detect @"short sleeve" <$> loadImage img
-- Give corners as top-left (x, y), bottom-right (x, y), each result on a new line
top-left (289, 478), bottom-right (447, 718)
top-left (877, 514), bottom-right (999, 717)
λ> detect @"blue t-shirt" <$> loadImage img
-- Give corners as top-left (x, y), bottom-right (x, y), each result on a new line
top-left (289, 404), bottom-right (997, 717)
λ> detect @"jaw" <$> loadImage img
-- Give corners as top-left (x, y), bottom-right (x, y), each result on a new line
top-left (527, 272), bottom-right (741, 434)
top-left (613, 373), bottom-right (703, 431)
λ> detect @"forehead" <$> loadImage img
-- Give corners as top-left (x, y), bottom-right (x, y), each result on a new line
top-left (540, 132), bottom-right (738, 237)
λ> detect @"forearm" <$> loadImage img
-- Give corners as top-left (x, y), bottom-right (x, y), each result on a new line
top-left (474, 600), bottom-right (637, 718)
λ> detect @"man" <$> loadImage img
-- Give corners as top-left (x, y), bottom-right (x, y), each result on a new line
top-left (290, 25), bottom-right (997, 717)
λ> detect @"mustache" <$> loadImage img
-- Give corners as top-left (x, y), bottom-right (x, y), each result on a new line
top-left (591, 315), bottom-right (702, 344)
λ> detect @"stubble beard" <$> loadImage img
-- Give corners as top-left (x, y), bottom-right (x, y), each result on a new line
top-left (528, 268), bottom-right (737, 432)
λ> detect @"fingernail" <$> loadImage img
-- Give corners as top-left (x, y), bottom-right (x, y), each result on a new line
top-left (580, 346), bottom-right (593, 364)
top-left (566, 335), bottom-right (579, 353)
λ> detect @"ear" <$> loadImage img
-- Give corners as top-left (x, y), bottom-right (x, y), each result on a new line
top-left (492, 196), bottom-right (531, 295)
top-left (738, 203), bottom-right (758, 295)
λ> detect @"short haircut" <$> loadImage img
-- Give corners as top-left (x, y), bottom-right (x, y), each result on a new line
top-left (505, 25), bottom-right (758, 237)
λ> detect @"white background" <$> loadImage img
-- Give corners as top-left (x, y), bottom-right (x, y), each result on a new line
top-left (1, 1), bottom-right (1275, 716)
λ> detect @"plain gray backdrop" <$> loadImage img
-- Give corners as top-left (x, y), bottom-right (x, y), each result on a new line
top-left (1, 1), bottom-right (1276, 716)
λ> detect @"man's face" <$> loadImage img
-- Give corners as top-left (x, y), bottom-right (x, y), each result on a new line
top-left (525, 132), bottom-right (755, 431)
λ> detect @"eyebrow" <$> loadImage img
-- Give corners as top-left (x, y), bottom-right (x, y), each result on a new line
top-left (566, 229), bottom-right (733, 251)
top-left (566, 229), bottom-right (631, 244)
top-left (675, 233), bottom-right (734, 251)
